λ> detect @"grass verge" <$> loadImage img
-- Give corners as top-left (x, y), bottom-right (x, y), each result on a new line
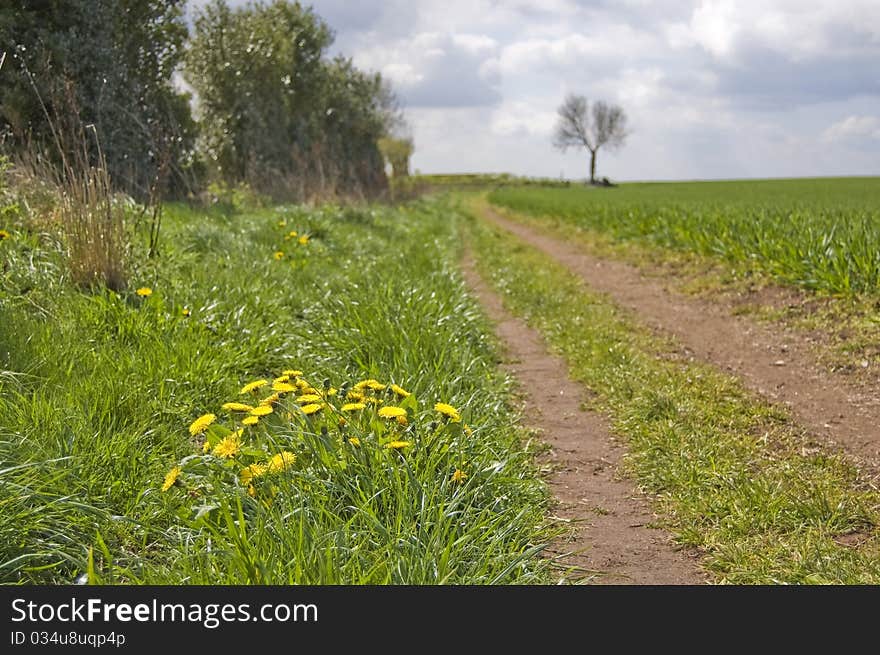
top-left (0, 197), bottom-right (549, 584)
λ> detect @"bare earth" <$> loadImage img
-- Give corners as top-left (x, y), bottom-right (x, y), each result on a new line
top-left (481, 206), bottom-right (880, 465)
top-left (461, 254), bottom-right (705, 585)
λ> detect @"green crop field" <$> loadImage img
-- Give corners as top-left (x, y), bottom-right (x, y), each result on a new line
top-left (490, 178), bottom-right (880, 297)
top-left (0, 198), bottom-right (549, 584)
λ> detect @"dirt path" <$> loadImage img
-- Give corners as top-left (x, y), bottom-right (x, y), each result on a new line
top-left (480, 206), bottom-right (880, 464)
top-left (461, 254), bottom-right (705, 585)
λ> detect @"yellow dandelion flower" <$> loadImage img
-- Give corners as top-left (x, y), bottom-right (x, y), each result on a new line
top-left (202, 439), bottom-right (211, 453)
top-left (136, 287), bottom-right (153, 297)
top-left (273, 374), bottom-right (290, 384)
top-left (346, 390), bottom-right (365, 401)
top-left (273, 382), bottom-right (296, 393)
top-left (348, 437), bottom-right (360, 446)
top-left (277, 220), bottom-right (287, 228)
top-left (240, 463), bottom-right (267, 485)
top-left (161, 466), bottom-right (181, 492)
top-left (378, 406), bottom-right (407, 419)
top-left (188, 413), bottom-right (216, 436)
top-left (242, 416), bottom-right (260, 426)
top-left (298, 234), bottom-right (310, 245)
top-left (182, 307), bottom-right (191, 317)
top-left (390, 384), bottom-right (411, 398)
top-left (273, 251), bottom-right (284, 260)
top-left (338, 417), bottom-right (347, 427)
top-left (300, 386), bottom-right (319, 395)
top-left (0, 229), bottom-right (10, 240)
top-left (396, 415), bottom-right (408, 426)
top-left (463, 423), bottom-right (473, 437)
top-left (259, 392), bottom-right (280, 406)
top-left (282, 369), bottom-right (303, 377)
top-left (212, 433), bottom-right (241, 458)
top-left (296, 394), bottom-right (321, 403)
top-left (341, 402), bottom-right (366, 412)
top-left (322, 387), bottom-right (338, 397)
top-left (267, 451), bottom-right (296, 474)
top-left (353, 378), bottom-right (382, 391)
top-left (250, 405), bottom-right (273, 416)
top-left (451, 469), bottom-right (468, 484)
top-left (295, 378), bottom-right (311, 389)
top-left (221, 402), bottom-right (254, 412)
top-left (434, 402), bottom-right (461, 422)
top-left (384, 440), bottom-right (411, 450)
top-left (300, 403), bottom-right (323, 415)
top-left (364, 397), bottom-right (383, 405)
top-left (240, 379), bottom-right (268, 394)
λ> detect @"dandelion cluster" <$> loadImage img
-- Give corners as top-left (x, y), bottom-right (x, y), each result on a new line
top-left (161, 369), bottom-right (473, 503)
top-left (273, 221), bottom-right (312, 262)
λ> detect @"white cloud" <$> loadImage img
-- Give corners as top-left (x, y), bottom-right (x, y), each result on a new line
top-left (822, 115), bottom-right (880, 143)
top-left (670, 0), bottom-right (880, 62)
top-left (451, 34), bottom-right (497, 54)
top-left (496, 26), bottom-right (659, 76)
top-left (490, 100), bottom-right (558, 138)
top-left (688, 0), bottom-right (741, 58)
top-left (353, 32), bottom-right (501, 107)
top-left (381, 63), bottom-right (424, 86)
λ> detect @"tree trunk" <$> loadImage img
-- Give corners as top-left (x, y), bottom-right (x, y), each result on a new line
top-left (589, 148), bottom-right (597, 184)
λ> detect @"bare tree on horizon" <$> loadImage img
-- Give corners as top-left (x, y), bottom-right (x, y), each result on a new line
top-left (553, 94), bottom-right (628, 185)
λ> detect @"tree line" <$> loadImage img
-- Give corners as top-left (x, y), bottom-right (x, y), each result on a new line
top-left (0, 0), bottom-right (407, 203)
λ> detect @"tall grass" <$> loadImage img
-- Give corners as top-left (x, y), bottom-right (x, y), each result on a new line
top-left (55, 142), bottom-right (128, 291)
top-left (12, 77), bottom-right (130, 291)
top-left (490, 178), bottom-right (880, 297)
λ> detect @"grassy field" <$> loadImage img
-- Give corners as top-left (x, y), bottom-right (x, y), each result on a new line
top-left (4, 174), bottom-right (879, 586)
top-left (490, 178), bottom-right (880, 298)
top-left (0, 197), bottom-right (550, 584)
top-left (466, 208), bottom-right (880, 583)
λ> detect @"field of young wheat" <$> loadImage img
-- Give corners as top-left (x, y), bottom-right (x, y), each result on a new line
top-left (490, 178), bottom-right (880, 297)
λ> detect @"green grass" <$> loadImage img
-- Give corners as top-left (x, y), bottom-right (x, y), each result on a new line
top-left (6, 175), bottom-right (878, 586)
top-left (467, 210), bottom-right (880, 584)
top-left (490, 178), bottom-right (880, 298)
top-left (0, 198), bottom-right (550, 584)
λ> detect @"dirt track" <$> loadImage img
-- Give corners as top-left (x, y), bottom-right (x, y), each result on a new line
top-left (461, 254), bottom-right (705, 585)
top-left (480, 206), bottom-right (880, 465)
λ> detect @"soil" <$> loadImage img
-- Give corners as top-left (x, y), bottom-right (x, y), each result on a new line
top-left (481, 206), bottom-right (880, 466)
top-left (461, 254), bottom-right (706, 585)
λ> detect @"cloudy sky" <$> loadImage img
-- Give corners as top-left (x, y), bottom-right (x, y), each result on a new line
top-left (223, 1), bottom-right (880, 181)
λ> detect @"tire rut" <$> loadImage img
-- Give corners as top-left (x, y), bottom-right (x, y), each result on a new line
top-left (461, 253), bottom-right (705, 585)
